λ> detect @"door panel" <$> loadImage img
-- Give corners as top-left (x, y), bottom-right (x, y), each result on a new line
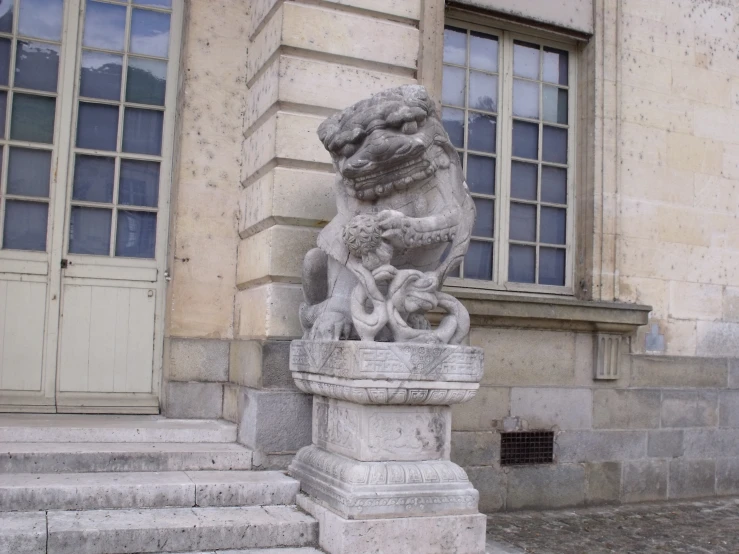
top-left (0, 279), bottom-right (46, 391)
top-left (59, 283), bottom-right (155, 394)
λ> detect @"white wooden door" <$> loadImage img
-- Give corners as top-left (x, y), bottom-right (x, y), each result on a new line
top-left (0, 0), bottom-right (182, 414)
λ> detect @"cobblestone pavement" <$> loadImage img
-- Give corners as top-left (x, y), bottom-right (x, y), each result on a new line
top-left (485, 497), bottom-right (739, 554)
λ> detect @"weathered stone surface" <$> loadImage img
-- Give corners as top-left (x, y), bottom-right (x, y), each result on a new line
top-left (452, 386), bottom-right (510, 431)
top-left (187, 471), bottom-right (299, 507)
top-left (668, 459), bottom-right (716, 499)
top-left (289, 446), bottom-right (478, 519)
top-left (164, 382), bottom-right (224, 420)
top-left (556, 430), bottom-right (647, 462)
top-left (585, 462), bottom-right (622, 504)
top-left (167, 338), bottom-right (229, 383)
top-left (466, 465), bottom-right (507, 512)
top-left (0, 512), bottom-right (46, 554)
top-left (647, 430), bottom-right (684, 458)
top-left (716, 458), bottom-right (739, 495)
top-left (0, 414), bottom-right (237, 443)
top-left (683, 429), bottom-right (739, 458)
top-left (473, 328), bottom-right (577, 387)
top-left (230, 340), bottom-right (295, 390)
top-left (46, 505), bottom-right (317, 554)
top-left (730, 359), bottom-right (739, 389)
top-left (235, 283), bottom-right (303, 339)
top-left (313, 397), bottom-right (451, 462)
top-left (661, 390), bottom-right (718, 428)
top-left (511, 388), bottom-right (592, 430)
top-left (0, 442), bottom-right (252, 474)
top-left (507, 464), bottom-right (586, 510)
top-left (237, 389), bottom-right (312, 454)
top-left (630, 356), bottom-right (727, 388)
top-left (621, 460), bottom-right (668, 503)
top-left (451, 431), bottom-right (499, 468)
top-left (719, 390), bottom-right (739, 428)
top-left (298, 494), bottom-right (486, 554)
top-left (593, 389), bottom-right (661, 429)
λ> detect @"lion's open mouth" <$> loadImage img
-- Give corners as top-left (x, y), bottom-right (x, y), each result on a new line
top-left (345, 156), bottom-right (436, 199)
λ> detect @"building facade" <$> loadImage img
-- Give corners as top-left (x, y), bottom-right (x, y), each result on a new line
top-left (1, 0), bottom-right (738, 510)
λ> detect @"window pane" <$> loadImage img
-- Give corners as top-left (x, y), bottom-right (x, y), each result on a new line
top-left (0, 91), bottom-right (6, 138)
top-left (510, 203), bottom-right (536, 242)
top-left (80, 51), bottom-right (122, 101)
top-left (472, 198), bottom-right (494, 238)
top-left (513, 41), bottom-right (539, 80)
top-left (466, 154), bottom-right (495, 196)
top-left (443, 26), bottom-right (466, 65)
top-left (442, 107), bottom-right (464, 148)
top-left (73, 155), bottom-right (115, 203)
top-left (119, 159), bottom-right (159, 207)
top-left (7, 147), bottom-right (51, 197)
top-left (540, 206), bottom-right (566, 245)
top-left (19, 0), bottom-right (63, 41)
top-left (3, 200), bottom-right (47, 250)
top-left (130, 9), bottom-right (170, 58)
top-left (0, 37), bottom-right (11, 86)
top-left (68, 206), bottom-right (111, 255)
top-left (512, 120), bottom-right (538, 160)
top-left (542, 125), bottom-right (567, 164)
top-left (508, 244), bottom-right (535, 283)
top-left (512, 79), bottom-right (539, 119)
top-left (543, 47), bottom-right (568, 85)
top-left (0, 1), bottom-right (13, 33)
top-left (468, 112), bottom-right (495, 153)
top-left (77, 102), bottom-right (119, 151)
top-left (133, 0), bottom-right (172, 7)
top-left (543, 86), bottom-right (568, 124)
top-left (540, 247), bottom-right (565, 286)
top-left (441, 65), bottom-right (465, 107)
top-left (541, 166), bottom-right (567, 204)
top-left (126, 57), bottom-right (167, 106)
top-left (511, 161), bottom-right (537, 201)
top-left (15, 41), bottom-right (60, 92)
top-left (83, 0), bottom-right (126, 51)
top-left (464, 241), bottom-right (492, 280)
top-left (469, 31), bottom-right (497, 72)
top-left (11, 93), bottom-right (55, 143)
top-left (122, 108), bottom-right (163, 155)
top-left (115, 210), bottom-right (156, 258)
top-left (469, 71), bottom-right (497, 112)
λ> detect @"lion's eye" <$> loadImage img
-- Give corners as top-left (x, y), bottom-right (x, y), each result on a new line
top-left (401, 121), bottom-right (418, 134)
top-left (342, 144), bottom-right (356, 157)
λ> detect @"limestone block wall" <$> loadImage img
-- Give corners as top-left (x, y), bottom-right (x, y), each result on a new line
top-left (610, 0), bottom-right (739, 358)
top-left (452, 329), bottom-right (739, 511)
top-left (162, 0), bottom-right (249, 417)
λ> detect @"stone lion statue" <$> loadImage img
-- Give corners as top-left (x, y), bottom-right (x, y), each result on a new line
top-left (300, 85), bottom-right (475, 344)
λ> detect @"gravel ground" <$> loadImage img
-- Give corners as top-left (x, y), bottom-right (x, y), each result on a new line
top-left (485, 497), bottom-right (739, 554)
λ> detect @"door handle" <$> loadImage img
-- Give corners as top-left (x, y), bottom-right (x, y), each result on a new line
top-left (60, 258), bottom-right (70, 268)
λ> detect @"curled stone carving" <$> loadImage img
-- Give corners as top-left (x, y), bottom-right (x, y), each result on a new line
top-left (288, 86), bottom-right (485, 529)
top-left (299, 85), bottom-right (475, 344)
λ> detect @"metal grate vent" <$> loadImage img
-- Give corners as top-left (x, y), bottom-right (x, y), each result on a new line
top-left (500, 431), bottom-right (554, 466)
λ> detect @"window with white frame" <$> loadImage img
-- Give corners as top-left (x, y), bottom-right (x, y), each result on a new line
top-left (441, 21), bottom-right (575, 293)
top-left (0, 0), bottom-right (178, 259)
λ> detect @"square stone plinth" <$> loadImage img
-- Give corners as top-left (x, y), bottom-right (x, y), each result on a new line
top-left (313, 397), bottom-right (451, 462)
top-left (289, 445), bottom-right (479, 519)
top-left (298, 493), bottom-right (486, 554)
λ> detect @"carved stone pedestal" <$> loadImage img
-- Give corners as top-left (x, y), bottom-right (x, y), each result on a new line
top-left (288, 340), bottom-right (487, 554)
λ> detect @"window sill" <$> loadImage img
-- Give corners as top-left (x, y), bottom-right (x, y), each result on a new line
top-left (443, 287), bottom-right (651, 333)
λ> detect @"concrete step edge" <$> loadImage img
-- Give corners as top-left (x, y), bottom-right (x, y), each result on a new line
top-left (0, 471), bottom-right (301, 511)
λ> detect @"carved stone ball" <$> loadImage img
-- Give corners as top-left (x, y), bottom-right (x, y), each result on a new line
top-left (342, 214), bottom-right (383, 258)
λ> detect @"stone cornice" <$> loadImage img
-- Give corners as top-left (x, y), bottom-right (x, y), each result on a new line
top-left (442, 288), bottom-right (651, 333)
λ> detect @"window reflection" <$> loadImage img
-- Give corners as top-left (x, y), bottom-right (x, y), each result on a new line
top-left (18, 0), bottom-right (63, 41)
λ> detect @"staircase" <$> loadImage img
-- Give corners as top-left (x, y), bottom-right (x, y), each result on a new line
top-left (0, 414), bottom-right (321, 554)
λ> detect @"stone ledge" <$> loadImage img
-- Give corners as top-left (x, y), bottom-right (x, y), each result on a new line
top-left (443, 288), bottom-right (651, 333)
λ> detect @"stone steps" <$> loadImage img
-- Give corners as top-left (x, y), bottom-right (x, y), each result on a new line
top-left (2, 506), bottom-right (318, 554)
top-left (0, 414), bottom-right (237, 443)
top-left (0, 442), bottom-right (253, 473)
top-left (0, 470), bottom-right (299, 512)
